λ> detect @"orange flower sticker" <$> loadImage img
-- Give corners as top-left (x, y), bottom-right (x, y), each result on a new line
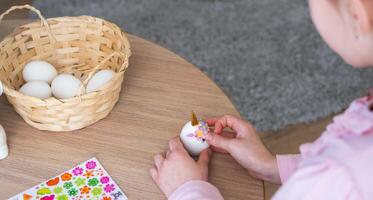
top-left (102, 197), bottom-right (112, 200)
top-left (80, 186), bottom-right (91, 194)
top-left (46, 177), bottom-right (59, 186)
top-left (83, 170), bottom-right (94, 178)
top-left (61, 172), bottom-right (72, 181)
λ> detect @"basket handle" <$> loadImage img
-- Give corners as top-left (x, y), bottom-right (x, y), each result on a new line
top-left (82, 52), bottom-right (127, 85)
top-left (0, 4), bottom-right (56, 42)
top-left (77, 52), bottom-right (127, 98)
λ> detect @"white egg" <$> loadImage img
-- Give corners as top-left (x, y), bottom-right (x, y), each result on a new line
top-left (19, 81), bottom-right (52, 99)
top-left (0, 125), bottom-right (8, 160)
top-left (51, 74), bottom-right (85, 99)
top-left (86, 70), bottom-right (115, 93)
top-left (23, 60), bottom-right (57, 83)
top-left (180, 121), bottom-right (210, 156)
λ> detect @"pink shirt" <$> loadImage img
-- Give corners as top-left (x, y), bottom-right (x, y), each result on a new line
top-left (169, 94), bottom-right (373, 200)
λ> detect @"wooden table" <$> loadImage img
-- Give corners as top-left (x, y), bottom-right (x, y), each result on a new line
top-left (0, 19), bottom-right (264, 199)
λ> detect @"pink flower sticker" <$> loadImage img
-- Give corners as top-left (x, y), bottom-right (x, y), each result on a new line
top-left (72, 167), bottom-right (83, 176)
top-left (40, 195), bottom-right (55, 200)
top-left (86, 161), bottom-right (97, 170)
top-left (100, 176), bottom-right (110, 184)
top-left (104, 184), bottom-right (115, 193)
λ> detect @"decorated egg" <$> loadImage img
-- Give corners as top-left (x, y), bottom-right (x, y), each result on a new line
top-left (19, 81), bottom-right (52, 99)
top-left (180, 112), bottom-right (210, 156)
top-left (23, 60), bottom-right (57, 83)
top-left (51, 74), bottom-right (85, 99)
top-left (86, 69), bottom-right (115, 93)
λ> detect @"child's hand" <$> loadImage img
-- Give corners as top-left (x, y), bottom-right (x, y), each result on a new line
top-left (150, 137), bottom-right (211, 197)
top-left (206, 115), bottom-right (281, 184)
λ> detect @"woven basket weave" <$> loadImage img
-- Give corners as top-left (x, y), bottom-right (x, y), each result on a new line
top-left (0, 5), bottom-right (131, 131)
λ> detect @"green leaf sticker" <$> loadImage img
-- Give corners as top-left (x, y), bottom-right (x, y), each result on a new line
top-left (57, 194), bottom-right (68, 200)
top-left (53, 186), bottom-right (63, 194)
top-left (63, 182), bottom-right (73, 189)
top-left (68, 188), bottom-right (78, 196)
top-left (91, 187), bottom-right (102, 196)
top-left (36, 188), bottom-right (51, 195)
top-left (88, 178), bottom-right (99, 187)
top-left (74, 177), bottom-right (86, 187)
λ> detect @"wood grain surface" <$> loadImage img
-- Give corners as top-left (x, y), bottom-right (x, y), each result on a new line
top-left (0, 19), bottom-right (263, 199)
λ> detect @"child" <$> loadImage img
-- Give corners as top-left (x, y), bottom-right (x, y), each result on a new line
top-left (150, 0), bottom-right (373, 199)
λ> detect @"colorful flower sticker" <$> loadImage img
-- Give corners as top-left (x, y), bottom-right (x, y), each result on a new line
top-left (74, 177), bottom-right (86, 187)
top-left (96, 168), bottom-right (104, 176)
top-left (68, 188), bottom-right (78, 196)
top-left (63, 182), bottom-right (73, 190)
top-left (61, 173), bottom-right (72, 181)
top-left (86, 161), bottom-right (97, 170)
top-left (104, 184), bottom-right (115, 193)
top-left (111, 191), bottom-right (124, 199)
top-left (46, 177), bottom-right (59, 186)
top-left (40, 194), bottom-right (55, 200)
top-left (102, 197), bottom-right (112, 200)
top-left (57, 194), bottom-right (68, 200)
top-left (84, 170), bottom-right (94, 178)
top-left (80, 186), bottom-right (91, 194)
top-left (88, 178), bottom-right (99, 187)
top-left (36, 188), bottom-right (51, 195)
top-left (92, 187), bottom-right (103, 196)
top-left (72, 167), bottom-right (83, 176)
top-left (53, 187), bottom-right (63, 194)
top-left (23, 194), bottom-right (32, 200)
top-left (100, 176), bottom-right (110, 184)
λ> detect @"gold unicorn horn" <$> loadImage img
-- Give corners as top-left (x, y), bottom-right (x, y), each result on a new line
top-left (191, 111), bottom-right (199, 126)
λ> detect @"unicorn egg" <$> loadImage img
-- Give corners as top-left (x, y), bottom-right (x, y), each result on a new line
top-left (180, 120), bottom-right (210, 156)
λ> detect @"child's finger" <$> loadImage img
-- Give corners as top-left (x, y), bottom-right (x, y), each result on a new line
top-left (169, 137), bottom-right (181, 151)
top-left (150, 167), bottom-right (158, 181)
top-left (221, 131), bottom-right (237, 138)
top-left (211, 146), bottom-right (229, 154)
top-left (214, 116), bottom-right (236, 133)
top-left (169, 137), bottom-right (188, 154)
top-left (197, 149), bottom-right (211, 167)
top-left (209, 132), bottom-right (236, 153)
top-left (206, 133), bottom-right (231, 151)
top-left (215, 115), bottom-right (247, 135)
top-left (206, 118), bottom-right (219, 126)
top-left (154, 154), bottom-right (165, 169)
top-left (166, 150), bottom-right (171, 158)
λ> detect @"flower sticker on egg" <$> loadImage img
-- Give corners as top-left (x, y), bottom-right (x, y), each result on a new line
top-left (186, 121), bottom-right (209, 142)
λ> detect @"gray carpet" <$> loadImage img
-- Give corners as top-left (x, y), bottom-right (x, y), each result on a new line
top-left (31, 0), bottom-right (373, 131)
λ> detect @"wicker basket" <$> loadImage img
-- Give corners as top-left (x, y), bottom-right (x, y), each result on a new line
top-left (0, 5), bottom-right (131, 131)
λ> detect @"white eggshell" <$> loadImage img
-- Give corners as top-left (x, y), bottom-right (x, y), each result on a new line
top-left (86, 70), bottom-right (115, 93)
top-left (19, 81), bottom-right (52, 99)
top-left (51, 74), bottom-right (85, 99)
top-left (0, 125), bottom-right (8, 160)
top-left (180, 121), bottom-right (210, 156)
top-left (23, 60), bottom-right (57, 83)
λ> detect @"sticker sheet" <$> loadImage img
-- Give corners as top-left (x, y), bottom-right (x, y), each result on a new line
top-left (9, 158), bottom-right (127, 200)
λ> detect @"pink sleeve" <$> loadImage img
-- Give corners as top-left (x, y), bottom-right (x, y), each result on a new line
top-left (276, 154), bottom-right (302, 183)
top-left (168, 180), bottom-right (224, 200)
top-left (272, 162), bottom-right (361, 199)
